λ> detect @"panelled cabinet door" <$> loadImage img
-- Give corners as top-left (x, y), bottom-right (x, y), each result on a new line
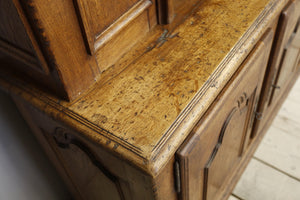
top-left (271, 18), bottom-right (300, 102)
top-left (267, 0), bottom-right (300, 106)
top-left (176, 29), bottom-right (274, 200)
top-left (251, 0), bottom-right (300, 137)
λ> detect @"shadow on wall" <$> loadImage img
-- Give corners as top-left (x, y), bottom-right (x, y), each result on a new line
top-left (0, 90), bottom-right (71, 200)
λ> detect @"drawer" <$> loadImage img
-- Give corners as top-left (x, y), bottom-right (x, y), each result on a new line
top-left (176, 29), bottom-right (274, 200)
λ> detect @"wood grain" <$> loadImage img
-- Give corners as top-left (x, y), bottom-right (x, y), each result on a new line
top-left (74, 0), bottom-right (139, 54)
top-left (0, 0), bottom-right (299, 199)
top-left (0, 0), bottom-right (35, 55)
top-left (95, 1), bottom-right (154, 72)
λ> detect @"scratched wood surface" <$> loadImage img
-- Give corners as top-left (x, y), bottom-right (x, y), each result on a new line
top-left (0, 0), bottom-right (288, 174)
top-left (67, 0), bottom-right (287, 171)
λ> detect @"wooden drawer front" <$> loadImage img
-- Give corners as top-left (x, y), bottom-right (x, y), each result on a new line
top-left (267, 0), bottom-right (300, 106)
top-left (74, 0), bottom-right (155, 71)
top-left (176, 30), bottom-right (274, 200)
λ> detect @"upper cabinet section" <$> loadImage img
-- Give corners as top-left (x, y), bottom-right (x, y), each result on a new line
top-left (0, 0), bottom-right (157, 101)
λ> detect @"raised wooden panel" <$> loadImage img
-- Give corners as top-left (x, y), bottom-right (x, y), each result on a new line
top-left (74, 0), bottom-right (139, 53)
top-left (74, 0), bottom-right (155, 71)
top-left (176, 29), bottom-right (273, 200)
top-left (74, 0), bottom-right (155, 72)
top-left (0, 0), bottom-right (43, 72)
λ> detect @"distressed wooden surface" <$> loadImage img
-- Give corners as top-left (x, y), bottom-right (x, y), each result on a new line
top-left (0, 0), bottom-right (288, 174)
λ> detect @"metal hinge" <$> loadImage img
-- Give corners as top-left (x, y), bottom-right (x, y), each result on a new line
top-left (174, 160), bottom-right (181, 193)
top-left (255, 112), bottom-right (263, 120)
top-left (272, 84), bottom-right (281, 89)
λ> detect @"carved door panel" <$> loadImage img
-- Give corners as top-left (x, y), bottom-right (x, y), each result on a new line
top-left (268, 0), bottom-right (300, 105)
top-left (176, 29), bottom-right (273, 200)
top-left (265, 0), bottom-right (300, 108)
top-left (74, 0), bottom-right (155, 71)
top-left (271, 18), bottom-right (300, 103)
top-left (252, 0), bottom-right (300, 137)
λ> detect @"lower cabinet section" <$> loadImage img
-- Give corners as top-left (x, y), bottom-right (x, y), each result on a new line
top-left (12, 96), bottom-right (156, 200)
top-left (176, 29), bottom-right (274, 200)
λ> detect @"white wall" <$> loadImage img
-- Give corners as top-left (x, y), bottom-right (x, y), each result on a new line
top-left (0, 90), bottom-right (70, 200)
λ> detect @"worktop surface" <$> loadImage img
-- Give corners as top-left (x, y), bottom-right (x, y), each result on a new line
top-left (0, 0), bottom-right (288, 174)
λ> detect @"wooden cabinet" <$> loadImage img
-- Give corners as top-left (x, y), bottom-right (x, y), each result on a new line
top-left (0, 0), bottom-right (299, 200)
top-left (176, 29), bottom-right (274, 200)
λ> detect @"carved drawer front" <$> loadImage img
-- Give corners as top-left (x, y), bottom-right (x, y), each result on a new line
top-left (176, 29), bottom-right (274, 200)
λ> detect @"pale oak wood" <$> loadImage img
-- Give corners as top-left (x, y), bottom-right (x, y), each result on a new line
top-left (254, 79), bottom-right (300, 180)
top-left (233, 159), bottom-right (300, 200)
top-left (227, 196), bottom-right (240, 200)
top-left (254, 126), bottom-right (300, 180)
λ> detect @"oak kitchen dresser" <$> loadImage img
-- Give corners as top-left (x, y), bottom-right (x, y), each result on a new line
top-left (0, 0), bottom-right (299, 199)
